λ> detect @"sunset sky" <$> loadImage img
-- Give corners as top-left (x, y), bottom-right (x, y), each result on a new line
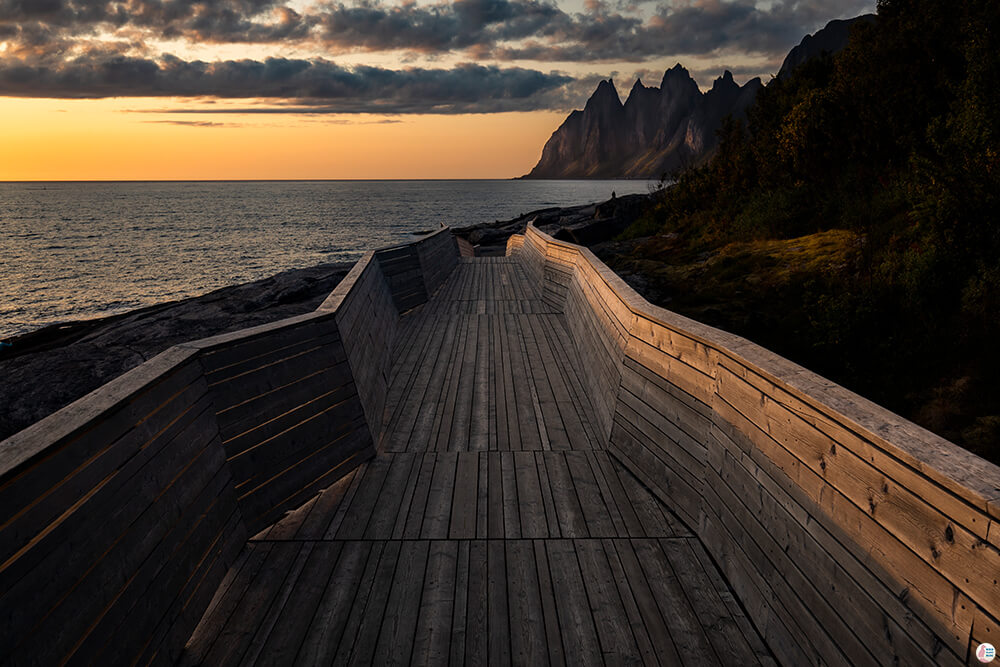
top-left (0, 0), bottom-right (874, 179)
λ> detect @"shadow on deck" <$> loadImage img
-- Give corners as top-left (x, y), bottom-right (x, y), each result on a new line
top-left (180, 257), bottom-right (774, 666)
top-left (10, 225), bottom-right (987, 666)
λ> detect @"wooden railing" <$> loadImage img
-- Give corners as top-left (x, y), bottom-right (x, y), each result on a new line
top-left (0, 227), bottom-right (459, 665)
top-left (509, 225), bottom-right (1000, 666)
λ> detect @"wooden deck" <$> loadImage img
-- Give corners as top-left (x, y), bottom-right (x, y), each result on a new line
top-left (180, 258), bottom-right (773, 666)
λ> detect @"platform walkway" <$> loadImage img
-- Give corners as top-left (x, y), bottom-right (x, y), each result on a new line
top-left (179, 257), bottom-right (774, 666)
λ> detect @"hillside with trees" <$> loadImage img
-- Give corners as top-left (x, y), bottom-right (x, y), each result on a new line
top-left (608, 0), bottom-right (1000, 461)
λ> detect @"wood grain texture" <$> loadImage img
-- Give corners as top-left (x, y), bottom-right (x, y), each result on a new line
top-left (510, 224), bottom-right (1000, 665)
top-left (177, 253), bottom-right (766, 667)
top-left (12, 221), bottom-right (993, 667)
top-left (0, 230), bottom-right (464, 665)
top-left (0, 363), bottom-right (247, 666)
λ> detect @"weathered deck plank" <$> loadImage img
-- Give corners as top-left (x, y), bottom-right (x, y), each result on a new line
top-left (179, 258), bottom-right (771, 666)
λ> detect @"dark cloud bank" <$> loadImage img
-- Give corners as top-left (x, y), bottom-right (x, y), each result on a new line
top-left (0, 55), bottom-right (579, 112)
top-left (0, 0), bottom-right (873, 111)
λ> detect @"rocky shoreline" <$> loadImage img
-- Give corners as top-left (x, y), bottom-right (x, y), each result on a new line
top-left (451, 191), bottom-right (650, 254)
top-left (1, 192), bottom-right (652, 442)
top-left (0, 263), bottom-right (351, 441)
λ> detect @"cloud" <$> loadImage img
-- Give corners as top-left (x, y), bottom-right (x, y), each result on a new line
top-left (0, 0), bottom-right (875, 60)
top-left (321, 117), bottom-right (404, 123)
top-left (307, 0), bottom-right (872, 61)
top-left (327, 0), bottom-right (876, 62)
top-left (315, 0), bottom-right (567, 52)
top-left (143, 119), bottom-right (235, 126)
top-left (486, 0), bottom-right (875, 61)
top-left (0, 0), bottom-right (280, 31)
top-left (137, 110), bottom-right (406, 123)
top-left (0, 0), bottom-right (876, 111)
top-left (0, 53), bottom-right (583, 112)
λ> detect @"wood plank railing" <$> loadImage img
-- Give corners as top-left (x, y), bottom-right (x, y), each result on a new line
top-left (374, 226), bottom-right (460, 313)
top-left (508, 224), bottom-right (1000, 666)
top-left (0, 227), bottom-right (459, 665)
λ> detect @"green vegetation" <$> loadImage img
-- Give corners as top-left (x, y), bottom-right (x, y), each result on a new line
top-left (616, 0), bottom-right (1000, 461)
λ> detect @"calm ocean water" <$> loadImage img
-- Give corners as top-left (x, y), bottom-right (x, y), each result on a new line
top-left (0, 180), bottom-right (652, 338)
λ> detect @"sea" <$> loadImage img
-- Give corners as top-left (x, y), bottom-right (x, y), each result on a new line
top-left (0, 180), bottom-right (653, 339)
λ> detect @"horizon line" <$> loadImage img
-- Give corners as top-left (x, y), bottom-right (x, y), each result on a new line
top-left (0, 177), bottom-right (653, 183)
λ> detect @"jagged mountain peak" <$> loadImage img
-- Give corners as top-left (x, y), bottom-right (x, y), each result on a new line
top-left (777, 14), bottom-right (876, 78)
top-left (524, 14), bottom-right (871, 179)
top-left (585, 78), bottom-right (623, 112)
top-left (624, 78), bottom-right (659, 106)
top-left (662, 63), bottom-right (691, 81)
top-left (742, 77), bottom-right (765, 96)
top-left (596, 78), bottom-right (618, 94)
top-left (660, 65), bottom-right (700, 98)
top-left (525, 64), bottom-right (755, 179)
top-left (711, 70), bottom-right (738, 91)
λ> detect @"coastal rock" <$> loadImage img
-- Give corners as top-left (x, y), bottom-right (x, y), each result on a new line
top-left (4, 195), bottom-right (653, 443)
top-left (0, 263), bottom-right (351, 442)
top-left (453, 192), bottom-right (651, 253)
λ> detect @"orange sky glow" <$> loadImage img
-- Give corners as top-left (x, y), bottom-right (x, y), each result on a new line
top-left (0, 0), bottom-right (875, 180)
top-left (0, 97), bottom-right (566, 180)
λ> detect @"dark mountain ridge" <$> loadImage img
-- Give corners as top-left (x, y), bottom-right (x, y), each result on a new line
top-left (525, 66), bottom-right (762, 179)
top-left (605, 0), bottom-right (1000, 460)
top-left (524, 15), bottom-right (871, 179)
top-left (777, 14), bottom-right (876, 79)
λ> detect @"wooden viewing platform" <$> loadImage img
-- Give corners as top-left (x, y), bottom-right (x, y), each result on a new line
top-left (179, 256), bottom-right (773, 665)
top-left (2, 226), bottom-right (999, 666)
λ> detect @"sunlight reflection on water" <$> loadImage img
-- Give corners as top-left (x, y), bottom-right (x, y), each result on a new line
top-left (0, 179), bottom-right (653, 337)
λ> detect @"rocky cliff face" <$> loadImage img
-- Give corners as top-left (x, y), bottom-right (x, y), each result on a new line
top-left (0, 263), bottom-right (351, 441)
top-left (777, 14), bottom-right (876, 79)
top-left (526, 14), bottom-right (871, 179)
top-left (525, 66), bottom-right (762, 179)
